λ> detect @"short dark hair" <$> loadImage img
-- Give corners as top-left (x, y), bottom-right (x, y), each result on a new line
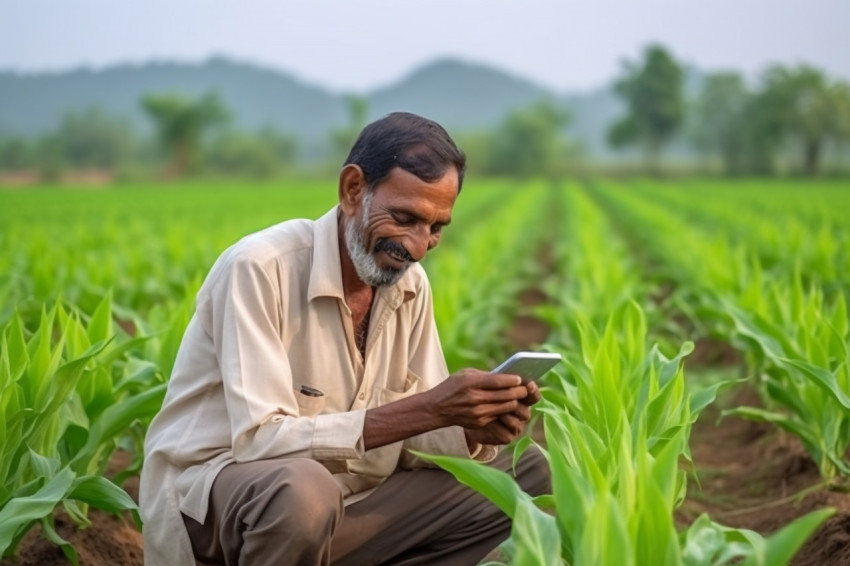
top-left (344, 112), bottom-right (467, 193)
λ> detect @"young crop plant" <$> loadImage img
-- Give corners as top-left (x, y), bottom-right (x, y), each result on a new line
top-left (632, 180), bottom-right (848, 292)
top-left (591, 180), bottom-right (850, 486)
top-left (0, 292), bottom-right (187, 563)
top-left (0, 182), bottom-right (339, 327)
top-left (712, 278), bottom-right (850, 487)
top-left (417, 301), bottom-right (832, 565)
top-left (0, 303), bottom-right (141, 563)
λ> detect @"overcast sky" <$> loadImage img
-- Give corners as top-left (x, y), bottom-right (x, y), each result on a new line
top-left (2, 0), bottom-right (848, 93)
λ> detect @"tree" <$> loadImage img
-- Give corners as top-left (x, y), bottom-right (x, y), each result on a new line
top-left (55, 107), bottom-right (135, 171)
top-left (608, 45), bottom-right (684, 173)
top-left (205, 127), bottom-right (298, 178)
top-left (0, 136), bottom-right (36, 171)
top-left (689, 72), bottom-right (752, 175)
top-left (761, 66), bottom-right (850, 175)
top-left (486, 100), bottom-right (570, 179)
top-left (141, 92), bottom-right (229, 177)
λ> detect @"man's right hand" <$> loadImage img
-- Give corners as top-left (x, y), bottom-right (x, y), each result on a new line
top-left (424, 368), bottom-right (532, 429)
top-left (362, 368), bottom-right (536, 451)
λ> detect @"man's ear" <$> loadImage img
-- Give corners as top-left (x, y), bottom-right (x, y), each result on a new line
top-left (339, 164), bottom-right (368, 216)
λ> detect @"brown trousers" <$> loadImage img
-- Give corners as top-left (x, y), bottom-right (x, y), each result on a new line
top-left (182, 448), bottom-right (549, 566)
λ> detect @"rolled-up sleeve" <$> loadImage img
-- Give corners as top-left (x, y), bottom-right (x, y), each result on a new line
top-left (206, 254), bottom-right (365, 463)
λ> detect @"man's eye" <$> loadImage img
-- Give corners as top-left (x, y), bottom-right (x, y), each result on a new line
top-left (431, 225), bottom-right (443, 235)
top-left (393, 214), bottom-right (416, 226)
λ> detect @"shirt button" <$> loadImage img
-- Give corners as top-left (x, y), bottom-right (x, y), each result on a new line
top-left (359, 392), bottom-right (366, 400)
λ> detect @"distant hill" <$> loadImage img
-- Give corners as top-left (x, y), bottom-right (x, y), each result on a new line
top-left (0, 57), bottom-right (346, 145)
top-left (0, 56), bottom-right (641, 157)
top-left (368, 58), bottom-right (555, 129)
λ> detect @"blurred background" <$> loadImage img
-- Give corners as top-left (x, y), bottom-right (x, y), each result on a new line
top-left (1, 0), bottom-right (849, 184)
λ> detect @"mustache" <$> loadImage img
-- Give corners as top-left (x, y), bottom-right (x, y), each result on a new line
top-left (375, 239), bottom-right (415, 263)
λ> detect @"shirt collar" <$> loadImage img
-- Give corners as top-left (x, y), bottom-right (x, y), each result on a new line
top-left (308, 205), bottom-right (418, 305)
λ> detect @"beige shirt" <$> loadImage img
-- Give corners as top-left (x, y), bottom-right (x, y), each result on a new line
top-left (140, 206), bottom-right (488, 566)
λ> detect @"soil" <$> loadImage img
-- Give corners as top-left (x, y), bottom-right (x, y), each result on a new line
top-left (0, 467), bottom-right (143, 566)
top-left (504, 288), bottom-right (551, 351)
top-left (3, 302), bottom-right (848, 565)
top-left (679, 388), bottom-right (850, 566)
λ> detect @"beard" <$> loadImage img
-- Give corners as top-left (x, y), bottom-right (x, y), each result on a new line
top-left (344, 192), bottom-right (414, 287)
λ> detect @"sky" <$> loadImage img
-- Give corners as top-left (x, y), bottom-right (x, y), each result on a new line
top-left (1, 0), bottom-right (848, 93)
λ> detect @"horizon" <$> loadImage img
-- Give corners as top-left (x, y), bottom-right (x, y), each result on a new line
top-left (0, 50), bottom-right (844, 99)
top-left (2, 0), bottom-right (848, 94)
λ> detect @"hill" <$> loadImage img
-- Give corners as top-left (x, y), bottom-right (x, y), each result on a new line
top-left (0, 56), bottom-right (631, 156)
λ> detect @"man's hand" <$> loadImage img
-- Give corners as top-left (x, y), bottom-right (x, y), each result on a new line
top-left (363, 369), bottom-right (540, 451)
top-left (424, 368), bottom-right (532, 429)
top-left (363, 369), bottom-right (528, 450)
top-left (464, 381), bottom-right (540, 447)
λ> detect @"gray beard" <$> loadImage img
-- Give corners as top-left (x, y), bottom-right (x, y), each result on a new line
top-left (344, 193), bottom-right (410, 287)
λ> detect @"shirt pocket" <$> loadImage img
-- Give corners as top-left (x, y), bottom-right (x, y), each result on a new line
top-left (294, 387), bottom-right (325, 417)
top-left (379, 369), bottom-right (422, 405)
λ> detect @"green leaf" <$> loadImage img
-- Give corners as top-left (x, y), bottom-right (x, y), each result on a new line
top-left (40, 515), bottom-right (79, 566)
top-left (742, 508), bottom-right (834, 566)
top-left (0, 466), bottom-right (75, 556)
top-left (510, 497), bottom-right (561, 566)
top-left (777, 358), bottom-right (850, 410)
top-left (86, 291), bottom-right (114, 345)
top-left (411, 451), bottom-right (528, 519)
top-left (71, 383), bottom-right (166, 473)
top-left (68, 475), bottom-right (141, 529)
top-left (689, 379), bottom-right (746, 419)
top-left (575, 492), bottom-right (633, 566)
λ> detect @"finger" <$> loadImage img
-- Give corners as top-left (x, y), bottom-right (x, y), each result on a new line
top-left (498, 413), bottom-right (524, 435)
top-left (478, 372), bottom-right (524, 389)
top-left (470, 400), bottom-right (521, 420)
top-left (473, 385), bottom-right (530, 403)
top-left (520, 381), bottom-right (542, 405)
top-left (509, 404), bottom-right (531, 422)
top-left (488, 420), bottom-right (520, 444)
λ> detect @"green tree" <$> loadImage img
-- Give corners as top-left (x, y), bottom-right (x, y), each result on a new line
top-left (141, 92), bottom-right (229, 177)
top-left (205, 127), bottom-right (298, 178)
top-left (0, 136), bottom-right (36, 171)
top-left (763, 66), bottom-right (850, 175)
top-left (608, 44), bottom-right (684, 173)
top-left (56, 107), bottom-right (136, 171)
top-left (689, 72), bottom-right (750, 175)
top-left (486, 100), bottom-right (570, 179)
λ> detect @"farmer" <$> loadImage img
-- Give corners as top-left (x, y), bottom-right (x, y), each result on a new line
top-left (139, 112), bottom-right (549, 566)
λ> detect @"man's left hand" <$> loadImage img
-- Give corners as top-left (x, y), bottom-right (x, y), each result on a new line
top-left (464, 381), bottom-right (540, 447)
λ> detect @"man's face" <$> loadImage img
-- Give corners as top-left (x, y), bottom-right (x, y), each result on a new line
top-left (344, 166), bottom-right (458, 287)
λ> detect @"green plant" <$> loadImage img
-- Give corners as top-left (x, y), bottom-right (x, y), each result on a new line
top-left (417, 302), bottom-right (831, 565)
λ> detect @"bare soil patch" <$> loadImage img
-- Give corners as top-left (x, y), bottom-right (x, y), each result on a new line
top-left (680, 388), bottom-right (850, 565)
top-left (504, 288), bottom-right (551, 351)
top-left (687, 336), bottom-right (744, 368)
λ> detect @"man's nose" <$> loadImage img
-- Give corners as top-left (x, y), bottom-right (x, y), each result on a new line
top-left (407, 226), bottom-right (432, 262)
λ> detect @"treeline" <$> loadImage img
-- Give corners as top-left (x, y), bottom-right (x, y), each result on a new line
top-left (1, 44), bottom-right (849, 182)
top-left (0, 94), bottom-right (301, 181)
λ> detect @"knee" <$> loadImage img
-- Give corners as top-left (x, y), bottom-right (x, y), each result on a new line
top-left (265, 459), bottom-right (342, 536)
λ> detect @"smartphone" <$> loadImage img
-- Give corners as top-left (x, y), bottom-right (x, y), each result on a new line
top-left (490, 351), bottom-right (562, 383)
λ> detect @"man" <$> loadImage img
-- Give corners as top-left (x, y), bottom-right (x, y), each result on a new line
top-left (140, 112), bottom-right (549, 566)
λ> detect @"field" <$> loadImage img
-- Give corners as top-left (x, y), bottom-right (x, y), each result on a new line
top-left (1, 178), bottom-right (849, 565)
